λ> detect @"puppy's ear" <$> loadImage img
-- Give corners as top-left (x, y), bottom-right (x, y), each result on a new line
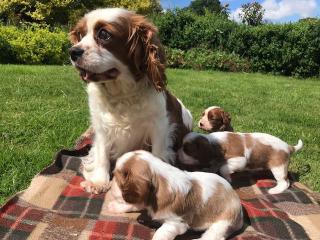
top-left (129, 15), bottom-right (166, 91)
top-left (117, 166), bottom-right (152, 205)
top-left (219, 111), bottom-right (232, 131)
top-left (122, 178), bottom-right (147, 204)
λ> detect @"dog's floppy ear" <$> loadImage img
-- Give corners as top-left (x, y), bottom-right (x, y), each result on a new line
top-left (128, 15), bottom-right (166, 91)
top-left (115, 164), bottom-right (153, 205)
top-left (219, 111), bottom-right (232, 131)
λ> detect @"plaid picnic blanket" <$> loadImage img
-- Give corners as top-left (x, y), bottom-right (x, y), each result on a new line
top-left (1, 134), bottom-right (320, 240)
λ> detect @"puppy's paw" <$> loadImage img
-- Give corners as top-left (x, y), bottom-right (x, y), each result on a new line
top-left (267, 180), bottom-right (289, 194)
top-left (80, 180), bottom-right (111, 194)
top-left (268, 187), bottom-right (283, 195)
top-left (267, 186), bottom-right (287, 195)
top-left (107, 201), bottom-right (126, 214)
top-left (107, 201), bottom-right (140, 214)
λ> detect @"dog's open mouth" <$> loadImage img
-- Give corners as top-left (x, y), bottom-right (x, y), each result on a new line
top-left (77, 67), bottom-right (120, 82)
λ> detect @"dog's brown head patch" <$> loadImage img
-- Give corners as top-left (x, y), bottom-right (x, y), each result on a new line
top-left (199, 107), bottom-right (233, 132)
top-left (114, 155), bottom-right (154, 205)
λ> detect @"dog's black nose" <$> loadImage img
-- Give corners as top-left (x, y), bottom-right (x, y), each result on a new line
top-left (199, 122), bottom-right (203, 127)
top-left (69, 47), bottom-right (84, 61)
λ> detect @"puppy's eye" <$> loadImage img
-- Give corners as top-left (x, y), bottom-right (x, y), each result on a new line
top-left (122, 170), bottom-right (129, 178)
top-left (210, 117), bottom-right (221, 122)
top-left (98, 29), bottom-right (111, 41)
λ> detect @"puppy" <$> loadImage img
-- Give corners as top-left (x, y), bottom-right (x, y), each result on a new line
top-left (69, 9), bottom-right (192, 193)
top-left (198, 106), bottom-right (233, 132)
top-left (179, 132), bottom-right (303, 194)
top-left (108, 150), bottom-right (243, 240)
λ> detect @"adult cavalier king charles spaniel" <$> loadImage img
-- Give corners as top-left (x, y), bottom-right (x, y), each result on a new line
top-left (69, 8), bottom-right (193, 193)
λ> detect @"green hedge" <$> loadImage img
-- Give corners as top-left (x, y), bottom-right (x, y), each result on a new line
top-left (0, 24), bottom-right (69, 64)
top-left (154, 10), bottom-right (320, 78)
top-left (1, 11), bottom-right (320, 78)
top-left (227, 22), bottom-right (320, 77)
top-left (166, 47), bottom-right (251, 72)
top-left (153, 9), bottom-right (237, 50)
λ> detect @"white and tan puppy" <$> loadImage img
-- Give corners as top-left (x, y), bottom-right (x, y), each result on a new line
top-left (198, 106), bottom-right (233, 132)
top-left (108, 150), bottom-right (243, 240)
top-left (179, 132), bottom-right (303, 194)
top-left (69, 9), bottom-right (192, 193)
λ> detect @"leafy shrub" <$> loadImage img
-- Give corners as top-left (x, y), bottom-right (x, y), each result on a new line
top-left (227, 22), bottom-right (320, 77)
top-left (165, 47), bottom-right (185, 67)
top-left (0, 25), bottom-right (17, 63)
top-left (153, 9), bottom-right (198, 49)
top-left (0, 24), bottom-right (70, 64)
top-left (155, 9), bottom-right (320, 77)
top-left (0, 0), bottom-right (162, 26)
top-left (153, 9), bottom-right (236, 50)
top-left (165, 47), bottom-right (251, 72)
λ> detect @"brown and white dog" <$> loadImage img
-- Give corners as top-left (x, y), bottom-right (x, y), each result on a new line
top-left (179, 132), bottom-right (303, 194)
top-left (69, 8), bottom-right (193, 193)
top-left (198, 106), bottom-right (233, 132)
top-left (108, 150), bottom-right (243, 240)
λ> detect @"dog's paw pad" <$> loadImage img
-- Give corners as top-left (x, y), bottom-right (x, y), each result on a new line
top-left (80, 180), bottom-right (110, 194)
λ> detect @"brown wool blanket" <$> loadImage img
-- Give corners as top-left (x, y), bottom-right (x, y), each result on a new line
top-left (1, 135), bottom-right (320, 240)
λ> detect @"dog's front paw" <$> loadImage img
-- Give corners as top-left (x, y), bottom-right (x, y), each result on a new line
top-left (80, 180), bottom-right (111, 194)
top-left (81, 165), bottom-right (110, 194)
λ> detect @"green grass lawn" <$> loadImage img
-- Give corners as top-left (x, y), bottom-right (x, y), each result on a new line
top-left (0, 65), bottom-right (319, 205)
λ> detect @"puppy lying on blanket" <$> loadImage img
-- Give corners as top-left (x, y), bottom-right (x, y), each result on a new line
top-left (108, 150), bottom-right (243, 240)
top-left (178, 132), bottom-right (303, 194)
top-left (198, 106), bottom-right (233, 132)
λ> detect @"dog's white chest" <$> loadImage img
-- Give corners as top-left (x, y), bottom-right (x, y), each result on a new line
top-left (87, 82), bottom-right (168, 158)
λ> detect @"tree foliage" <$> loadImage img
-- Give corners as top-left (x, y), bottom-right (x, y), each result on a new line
top-left (239, 1), bottom-right (265, 26)
top-left (188, 0), bottom-right (228, 16)
top-left (0, 0), bottom-right (162, 26)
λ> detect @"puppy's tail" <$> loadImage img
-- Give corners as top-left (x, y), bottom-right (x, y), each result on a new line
top-left (290, 139), bottom-right (303, 154)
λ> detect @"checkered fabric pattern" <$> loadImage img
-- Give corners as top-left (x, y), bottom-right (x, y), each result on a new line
top-left (1, 134), bottom-right (320, 240)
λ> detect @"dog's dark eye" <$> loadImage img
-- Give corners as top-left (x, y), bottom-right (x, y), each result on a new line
top-left (122, 170), bottom-right (129, 178)
top-left (98, 29), bottom-right (111, 41)
top-left (76, 31), bottom-right (83, 41)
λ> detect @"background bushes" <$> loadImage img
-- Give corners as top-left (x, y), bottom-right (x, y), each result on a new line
top-left (0, 9), bottom-right (319, 77)
top-left (0, 24), bottom-right (69, 65)
top-left (153, 9), bottom-right (237, 50)
top-left (227, 21), bottom-right (320, 77)
top-left (154, 10), bottom-right (320, 78)
top-left (166, 47), bottom-right (251, 72)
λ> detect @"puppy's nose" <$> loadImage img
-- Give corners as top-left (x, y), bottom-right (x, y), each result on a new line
top-left (199, 121), bottom-right (203, 127)
top-left (69, 47), bottom-right (84, 61)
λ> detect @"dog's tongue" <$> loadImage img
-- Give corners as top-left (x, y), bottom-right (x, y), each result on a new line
top-left (79, 69), bottom-right (91, 81)
top-left (80, 68), bottom-right (119, 81)
top-left (105, 68), bottom-right (120, 79)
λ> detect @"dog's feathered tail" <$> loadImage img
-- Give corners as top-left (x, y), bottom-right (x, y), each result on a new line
top-left (290, 139), bottom-right (303, 154)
